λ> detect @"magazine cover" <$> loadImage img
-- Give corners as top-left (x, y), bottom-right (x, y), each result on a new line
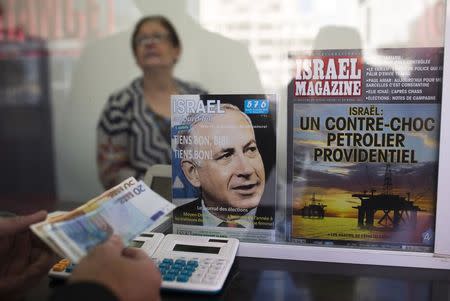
top-left (287, 48), bottom-right (443, 251)
top-left (171, 94), bottom-right (277, 242)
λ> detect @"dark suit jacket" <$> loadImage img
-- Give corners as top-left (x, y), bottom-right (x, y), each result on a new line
top-left (172, 198), bottom-right (274, 230)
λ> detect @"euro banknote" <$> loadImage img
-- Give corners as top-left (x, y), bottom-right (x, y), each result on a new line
top-left (30, 177), bottom-right (139, 257)
top-left (31, 178), bottom-right (175, 262)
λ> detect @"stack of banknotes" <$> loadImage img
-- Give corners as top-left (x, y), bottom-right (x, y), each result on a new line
top-left (31, 177), bottom-right (175, 263)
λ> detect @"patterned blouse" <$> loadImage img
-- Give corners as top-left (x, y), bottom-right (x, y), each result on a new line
top-left (97, 77), bottom-right (206, 189)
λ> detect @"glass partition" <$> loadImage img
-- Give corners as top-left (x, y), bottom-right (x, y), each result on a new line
top-left (1, 0), bottom-right (448, 267)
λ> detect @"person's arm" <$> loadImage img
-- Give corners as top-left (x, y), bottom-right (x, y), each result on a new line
top-left (0, 211), bottom-right (56, 300)
top-left (49, 282), bottom-right (119, 301)
top-left (97, 96), bottom-right (137, 189)
top-left (50, 236), bottom-right (161, 301)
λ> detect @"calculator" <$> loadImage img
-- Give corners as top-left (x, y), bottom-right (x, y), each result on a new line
top-left (152, 234), bottom-right (239, 293)
top-left (48, 232), bottom-right (165, 279)
top-left (127, 232), bottom-right (165, 255)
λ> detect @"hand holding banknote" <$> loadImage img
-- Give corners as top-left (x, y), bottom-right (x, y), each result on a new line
top-left (0, 211), bottom-right (56, 300)
top-left (31, 178), bottom-right (176, 263)
top-left (69, 235), bottom-right (161, 301)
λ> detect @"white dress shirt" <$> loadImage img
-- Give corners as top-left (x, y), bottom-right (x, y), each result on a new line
top-left (201, 199), bottom-right (257, 229)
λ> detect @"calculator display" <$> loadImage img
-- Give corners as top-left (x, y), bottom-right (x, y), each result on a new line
top-left (129, 240), bottom-right (145, 248)
top-left (173, 244), bottom-right (220, 254)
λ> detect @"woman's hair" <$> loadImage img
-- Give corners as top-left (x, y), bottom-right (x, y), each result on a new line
top-left (131, 15), bottom-right (181, 55)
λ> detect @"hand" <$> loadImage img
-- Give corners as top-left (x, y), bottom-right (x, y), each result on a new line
top-left (0, 210), bottom-right (56, 300)
top-left (70, 235), bottom-right (162, 301)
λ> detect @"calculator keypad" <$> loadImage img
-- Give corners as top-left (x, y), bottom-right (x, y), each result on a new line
top-left (155, 257), bottom-right (227, 284)
top-left (49, 259), bottom-right (76, 277)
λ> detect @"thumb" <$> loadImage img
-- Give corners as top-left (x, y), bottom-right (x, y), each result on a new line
top-left (0, 210), bottom-right (47, 236)
top-left (122, 247), bottom-right (149, 260)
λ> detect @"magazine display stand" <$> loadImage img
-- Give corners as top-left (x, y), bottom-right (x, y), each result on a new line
top-left (243, 4), bottom-right (450, 269)
top-left (165, 5), bottom-right (450, 270)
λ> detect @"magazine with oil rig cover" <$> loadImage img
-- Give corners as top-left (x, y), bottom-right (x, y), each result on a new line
top-left (287, 48), bottom-right (443, 251)
top-left (171, 94), bottom-right (277, 242)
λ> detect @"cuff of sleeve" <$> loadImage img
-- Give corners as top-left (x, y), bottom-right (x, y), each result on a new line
top-left (50, 282), bottom-right (119, 301)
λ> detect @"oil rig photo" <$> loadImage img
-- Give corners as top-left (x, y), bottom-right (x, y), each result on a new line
top-left (352, 164), bottom-right (421, 228)
top-left (298, 193), bottom-right (327, 218)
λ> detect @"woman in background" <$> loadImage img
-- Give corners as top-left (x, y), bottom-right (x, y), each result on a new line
top-left (97, 16), bottom-right (206, 189)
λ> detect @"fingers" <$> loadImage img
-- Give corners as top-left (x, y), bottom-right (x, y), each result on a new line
top-left (0, 211), bottom-right (47, 236)
top-left (0, 250), bottom-right (54, 298)
top-left (122, 247), bottom-right (148, 260)
top-left (24, 250), bottom-right (55, 279)
top-left (5, 231), bottom-right (32, 276)
top-left (30, 231), bottom-right (53, 252)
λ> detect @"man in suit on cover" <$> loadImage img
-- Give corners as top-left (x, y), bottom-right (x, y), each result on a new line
top-left (173, 103), bottom-right (273, 229)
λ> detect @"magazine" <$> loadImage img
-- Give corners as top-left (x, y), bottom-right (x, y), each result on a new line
top-left (171, 94), bottom-right (277, 242)
top-left (287, 48), bottom-right (443, 251)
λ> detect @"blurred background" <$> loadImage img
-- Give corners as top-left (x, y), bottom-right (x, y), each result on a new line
top-left (0, 0), bottom-right (444, 213)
